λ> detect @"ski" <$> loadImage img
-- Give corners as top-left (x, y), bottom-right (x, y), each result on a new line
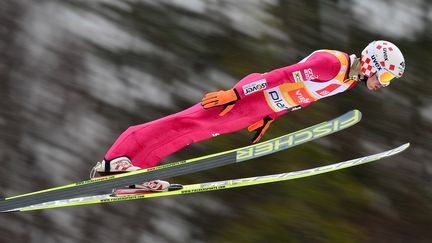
top-left (4, 143), bottom-right (409, 212)
top-left (0, 110), bottom-right (361, 212)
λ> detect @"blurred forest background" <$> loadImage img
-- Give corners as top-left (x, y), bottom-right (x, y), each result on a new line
top-left (0, 0), bottom-right (431, 242)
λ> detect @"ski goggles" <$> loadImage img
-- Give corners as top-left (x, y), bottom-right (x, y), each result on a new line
top-left (377, 70), bottom-right (396, 87)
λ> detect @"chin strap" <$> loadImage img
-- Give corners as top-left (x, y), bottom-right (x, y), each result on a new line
top-left (360, 76), bottom-right (368, 86)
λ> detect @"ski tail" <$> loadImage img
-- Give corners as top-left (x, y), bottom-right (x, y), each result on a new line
top-left (5, 143), bottom-right (409, 213)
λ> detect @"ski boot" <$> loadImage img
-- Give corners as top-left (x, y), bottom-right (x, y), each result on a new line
top-left (90, 157), bottom-right (141, 178)
top-left (90, 157), bottom-right (182, 195)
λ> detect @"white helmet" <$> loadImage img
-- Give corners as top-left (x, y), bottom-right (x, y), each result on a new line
top-left (360, 40), bottom-right (405, 86)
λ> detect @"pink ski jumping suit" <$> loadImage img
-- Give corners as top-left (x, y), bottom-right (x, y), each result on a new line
top-left (104, 50), bottom-right (358, 168)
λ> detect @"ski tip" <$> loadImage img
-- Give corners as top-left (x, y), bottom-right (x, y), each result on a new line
top-left (351, 109), bottom-right (362, 118)
top-left (389, 143), bottom-right (410, 156)
top-left (402, 143), bottom-right (410, 149)
top-left (398, 143), bottom-right (410, 149)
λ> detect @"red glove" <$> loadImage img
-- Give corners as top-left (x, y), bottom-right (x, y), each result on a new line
top-left (201, 89), bottom-right (240, 116)
top-left (248, 116), bottom-right (274, 143)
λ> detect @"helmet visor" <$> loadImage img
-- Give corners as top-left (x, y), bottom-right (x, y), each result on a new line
top-left (378, 70), bottom-right (396, 86)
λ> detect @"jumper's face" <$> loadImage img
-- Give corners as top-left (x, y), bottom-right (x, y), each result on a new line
top-left (366, 74), bottom-right (383, 91)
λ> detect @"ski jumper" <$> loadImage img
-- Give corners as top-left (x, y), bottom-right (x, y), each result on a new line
top-left (104, 50), bottom-right (358, 168)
